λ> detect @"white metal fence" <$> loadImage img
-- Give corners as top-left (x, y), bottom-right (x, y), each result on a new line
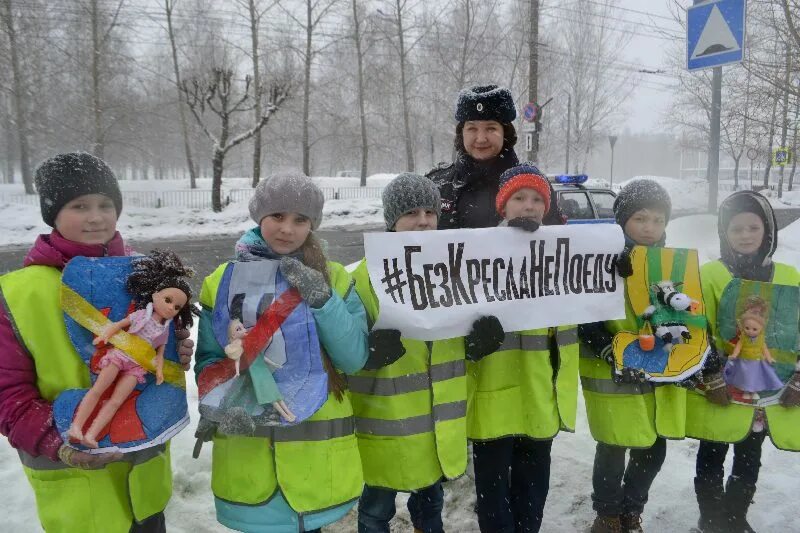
top-left (0, 187), bottom-right (385, 209)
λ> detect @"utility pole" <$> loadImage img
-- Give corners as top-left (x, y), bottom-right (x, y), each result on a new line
top-left (565, 92), bottom-right (571, 173)
top-left (527, 0), bottom-right (540, 162)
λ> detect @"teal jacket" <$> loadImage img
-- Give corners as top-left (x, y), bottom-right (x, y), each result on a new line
top-left (195, 254), bottom-right (368, 532)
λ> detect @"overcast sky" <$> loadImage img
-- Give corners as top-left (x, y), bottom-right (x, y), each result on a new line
top-left (617, 0), bottom-right (684, 134)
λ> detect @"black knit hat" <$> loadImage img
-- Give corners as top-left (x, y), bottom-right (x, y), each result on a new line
top-left (613, 179), bottom-right (672, 229)
top-left (455, 84), bottom-right (516, 123)
top-left (34, 152), bottom-right (122, 227)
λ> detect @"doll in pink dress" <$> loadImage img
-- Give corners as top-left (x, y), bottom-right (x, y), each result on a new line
top-left (68, 250), bottom-right (194, 448)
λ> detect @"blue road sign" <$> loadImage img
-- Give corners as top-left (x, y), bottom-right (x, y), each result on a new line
top-left (523, 102), bottom-right (538, 122)
top-left (687, 0), bottom-right (746, 71)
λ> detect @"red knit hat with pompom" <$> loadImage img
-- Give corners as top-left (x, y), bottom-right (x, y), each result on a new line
top-left (495, 164), bottom-right (551, 216)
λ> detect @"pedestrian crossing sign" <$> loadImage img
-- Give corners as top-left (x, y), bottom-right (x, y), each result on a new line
top-left (687, 0), bottom-right (746, 71)
top-left (773, 147), bottom-right (791, 167)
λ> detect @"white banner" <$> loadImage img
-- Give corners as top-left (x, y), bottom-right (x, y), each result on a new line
top-left (364, 225), bottom-right (627, 340)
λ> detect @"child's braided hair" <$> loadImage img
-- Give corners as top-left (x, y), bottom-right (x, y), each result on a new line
top-left (126, 249), bottom-right (195, 329)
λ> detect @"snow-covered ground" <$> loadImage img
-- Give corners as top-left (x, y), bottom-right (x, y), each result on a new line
top-left (2, 174), bottom-right (798, 248)
top-left (2, 176), bottom-right (800, 532)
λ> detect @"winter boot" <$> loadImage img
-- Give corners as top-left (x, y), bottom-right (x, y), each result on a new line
top-left (619, 512), bottom-right (643, 533)
top-left (590, 514), bottom-right (622, 533)
top-left (725, 476), bottom-right (757, 533)
top-left (694, 477), bottom-right (726, 533)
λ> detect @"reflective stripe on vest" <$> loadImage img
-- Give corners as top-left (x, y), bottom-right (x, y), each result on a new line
top-left (355, 400), bottom-right (466, 436)
top-left (348, 359), bottom-right (465, 396)
top-left (254, 417), bottom-right (355, 441)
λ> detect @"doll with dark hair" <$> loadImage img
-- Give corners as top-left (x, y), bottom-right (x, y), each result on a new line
top-left (68, 249), bottom-right (194, 448)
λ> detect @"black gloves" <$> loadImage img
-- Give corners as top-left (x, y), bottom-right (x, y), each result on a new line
top-left (192, 417), bottom-right (218, 459)
top-left (615, 247), bottom-right (634, 278)
top-left (507, 217), bottom-right (540, 232)
top-left (465, 316), bottom-right (505, 362)
top-left (363, 329), bottom-right (406, 370)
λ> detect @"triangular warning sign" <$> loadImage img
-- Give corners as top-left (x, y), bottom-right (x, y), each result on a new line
top-left (691, 5), bottom-right (740, 59)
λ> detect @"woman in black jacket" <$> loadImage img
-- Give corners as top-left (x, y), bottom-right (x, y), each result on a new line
top-left (427, 84), bottom-right (563, 228)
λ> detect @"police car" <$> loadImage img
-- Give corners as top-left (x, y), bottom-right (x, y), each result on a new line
top-left (550, 174), bottom-right (616, 224)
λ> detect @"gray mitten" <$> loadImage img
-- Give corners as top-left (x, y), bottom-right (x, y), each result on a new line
top-left (219, 406), bottom-right (256, 436)
top-left (279, 256), bottom-right (331, 308)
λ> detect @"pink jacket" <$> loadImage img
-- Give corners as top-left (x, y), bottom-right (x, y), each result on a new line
top-left (0, 231), bottom-right (128, 460)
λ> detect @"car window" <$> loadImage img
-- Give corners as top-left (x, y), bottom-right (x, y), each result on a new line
top-left (559, 191), bottom-right (594, 220)
top-left (591, 191), bottom-right (616, 218)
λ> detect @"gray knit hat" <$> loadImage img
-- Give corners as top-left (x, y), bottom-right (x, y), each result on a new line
top-left (249, 172), bottom-right (325, 229)
top-left (382, 173), bottom-right (441, 230)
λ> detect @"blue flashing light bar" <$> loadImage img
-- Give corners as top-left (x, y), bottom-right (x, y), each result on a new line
top-left (554, 174), bottom-right (588, 184)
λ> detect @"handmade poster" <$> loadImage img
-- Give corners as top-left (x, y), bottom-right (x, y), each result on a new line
top-left (197, 260), bottom-right (328, 433)
top-left (717, 279), bottom-right (799, 406)
top-left (54, 256), bottom-right (189, 454)
top-left (612, 246), bottom-right (710, 382)
top-left (364, 224), bottom-right (626, 341)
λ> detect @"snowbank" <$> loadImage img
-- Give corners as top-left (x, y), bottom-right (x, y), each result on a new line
top-left (0, 197), bottom-right (384, 247)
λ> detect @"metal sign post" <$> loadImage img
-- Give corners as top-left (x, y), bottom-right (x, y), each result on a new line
top-left (608, 135), bottom-right (618, 187)
top-left (687, 0), bottom-right (746, 212)
top-left (747, 147), bottom-right (758, 190)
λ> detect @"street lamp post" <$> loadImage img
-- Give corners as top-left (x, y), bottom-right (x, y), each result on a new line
top-left (609, 135), bottom-right (618, 187)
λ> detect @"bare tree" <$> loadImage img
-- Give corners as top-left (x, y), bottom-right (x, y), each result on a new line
top-left (351, 0), bottom-right (369, 185)
top-left (236, 0), bottom-right (274, 186)
top-left (84, 0), bottom-right (125, 159)
top-left (376, 0), bottom-right (429, 173)
top-left (164, 0), bottom-right (199, 189)
top-left (181, 68), bottom-right (289, 212)
top-left (279, 0), bottom-right (341, 175)
top-left (0, 0), bottom-right (32, 192)
top-left (558, 0), bottom-right (637, 172)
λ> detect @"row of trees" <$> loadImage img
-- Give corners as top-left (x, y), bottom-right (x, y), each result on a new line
top-left (667, 0), bottom-right (800, 196)
top-left (0, 0), bottom-right (663, 209)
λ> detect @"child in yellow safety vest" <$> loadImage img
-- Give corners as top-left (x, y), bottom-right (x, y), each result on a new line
top-left (193, 172), bottom-right (370, 533)
top-left (579, 179), bottom-right (675, 533)
top-left (0, 152), bottom-right (194, 533)
top-left (467, 164), bottom-right (580, 533)
top-left (691, 191), bottom-right (800, 533)
top-left (350, 173), bottom-right (505, 533)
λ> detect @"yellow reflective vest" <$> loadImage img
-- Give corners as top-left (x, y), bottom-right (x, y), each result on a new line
top-left (350, 260), bottom-right (467, 491)
top-left (580, 302), bottom-right (687, 447)
top-left (468, 324), bottom-right (579, 440)
top-left (0, 265), bottom-right (172, 533)
top-left (199, 261), bottom-right (364, 512)
top-left (686, 260), bottom-right (800, 450)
